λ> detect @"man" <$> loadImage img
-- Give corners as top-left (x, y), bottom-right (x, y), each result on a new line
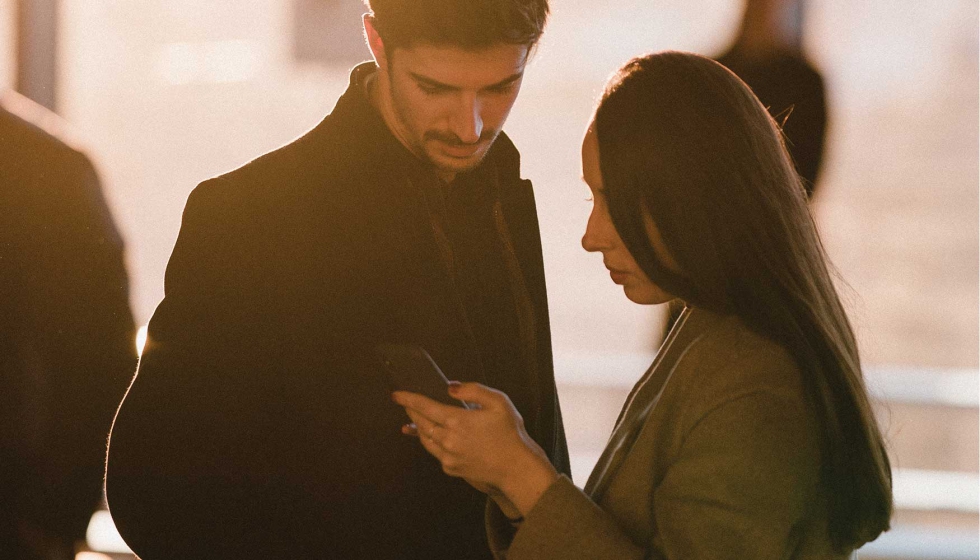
top-left (0, 90), bottom-right (137, 560)
top-left (105, 1), bottom-right (569, 558)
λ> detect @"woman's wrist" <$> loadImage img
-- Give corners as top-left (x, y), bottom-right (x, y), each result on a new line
top-left (490, 492), bottom-right (523, 521)
top-left (498, 448), bottom-right (560, 517)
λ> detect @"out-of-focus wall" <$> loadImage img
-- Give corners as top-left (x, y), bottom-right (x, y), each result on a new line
top-left (807, 0), bottom-right (979, 369)
top-left (0, 0), bottom-right (15, 89)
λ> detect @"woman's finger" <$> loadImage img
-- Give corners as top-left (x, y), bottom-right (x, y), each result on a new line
top-left (447, 382), bottom-right (505, 410)
top-left (416, 426), bottom-right (456, 469)
top-left (403, 407), bottom-right (425, 427)
top-left (392, 391), bottom-right (457, 425)
top-left (404, 412), bottom-right (447, 447)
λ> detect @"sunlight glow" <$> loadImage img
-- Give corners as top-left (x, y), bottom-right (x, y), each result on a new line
top-left (75, 552), bottom-right (113, 560)
top-left (85, 510), bottom-right (133, 554)
top-left (136, 324), bottom-right (148, 357)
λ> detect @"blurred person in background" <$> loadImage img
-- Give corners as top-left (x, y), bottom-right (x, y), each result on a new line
top-left (395, 51), bottom-right (892, 559)
top-left (105, 0), bottom-right (569, 558)
top-left (0, 90), bottom-right (138, 560)
top-left (716, 0), bottom-right (826, 198)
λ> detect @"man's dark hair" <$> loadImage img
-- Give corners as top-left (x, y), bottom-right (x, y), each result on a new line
top-left (363, 0), bottom-right (549, 52)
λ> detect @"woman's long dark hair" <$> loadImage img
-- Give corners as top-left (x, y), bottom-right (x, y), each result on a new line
top-left (593, 51), bottom-right (892, 551)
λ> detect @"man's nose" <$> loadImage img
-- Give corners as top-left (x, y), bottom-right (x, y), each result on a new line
top-left (450, 95), bottom-right (483, 144)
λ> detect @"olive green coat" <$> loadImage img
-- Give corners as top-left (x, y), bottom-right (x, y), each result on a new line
top-left (487, 306), bottom-right (851, 559)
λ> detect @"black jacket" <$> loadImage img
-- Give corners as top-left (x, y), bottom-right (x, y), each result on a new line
top-left (106, 64), bottom-right (569, 559)
top-left (0, 92), bottom-right (137, 560)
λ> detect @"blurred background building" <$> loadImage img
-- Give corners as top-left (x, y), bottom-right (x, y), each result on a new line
top-left (2, 0), bottom-right (976, 558)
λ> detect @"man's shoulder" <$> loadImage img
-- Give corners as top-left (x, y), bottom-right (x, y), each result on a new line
top-left (0, 91), bottom-right (93, 173)
top-left (223, 113), bottom-right (348, 183)
top-left (671, 309), bottom-right (804, 402)
top-left (187, 111), bottom-right (363, 214)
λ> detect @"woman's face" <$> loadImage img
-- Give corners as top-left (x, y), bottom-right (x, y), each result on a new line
top-left (580, 125), bottom-right (676, 305)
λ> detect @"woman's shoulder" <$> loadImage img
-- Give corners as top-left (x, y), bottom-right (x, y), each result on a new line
top-left (656, 306), bottom-right (822, 474)
top-left (667, 306), bottom-right (810, 416)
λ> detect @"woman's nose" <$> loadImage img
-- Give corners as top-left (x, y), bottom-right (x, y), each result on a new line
top-left (581, 209), bottom-right (608, 253)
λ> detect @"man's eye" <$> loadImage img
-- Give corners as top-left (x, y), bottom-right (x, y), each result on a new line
top-left (419, 84), bottom-right (445, 95)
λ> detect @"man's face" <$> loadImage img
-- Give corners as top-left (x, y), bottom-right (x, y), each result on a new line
top-left (375, 42), bottom-right (529, 181)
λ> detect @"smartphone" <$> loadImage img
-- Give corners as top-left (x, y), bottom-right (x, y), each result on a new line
top-left (376, 343), bottom-right (471, 409)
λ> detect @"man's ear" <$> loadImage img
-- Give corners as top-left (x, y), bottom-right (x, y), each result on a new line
top-left (363, 14), bottom-right (389, 70)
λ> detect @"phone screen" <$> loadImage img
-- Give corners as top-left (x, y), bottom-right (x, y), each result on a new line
top-left (376, 344), bottom-right (470, 409)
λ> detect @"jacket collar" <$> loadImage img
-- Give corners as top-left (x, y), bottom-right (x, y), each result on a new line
top-left (583, 305), bottom-right (734, 500)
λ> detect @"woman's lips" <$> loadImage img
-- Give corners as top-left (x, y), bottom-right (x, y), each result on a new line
top-left (609, 269), bottom-right (629, 284)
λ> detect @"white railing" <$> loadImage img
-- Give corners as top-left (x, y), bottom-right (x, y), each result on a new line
top-left (554, 352), bottom-right (980, 408)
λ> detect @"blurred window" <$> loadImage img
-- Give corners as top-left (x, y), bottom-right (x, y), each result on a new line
top-left (292, 0), bottom-right (367, 64)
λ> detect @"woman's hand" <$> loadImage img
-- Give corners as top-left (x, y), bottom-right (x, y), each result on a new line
top-left (398, 429), bottom-right (522, 521)
top-left (393, 382), bottom-right (559, 516)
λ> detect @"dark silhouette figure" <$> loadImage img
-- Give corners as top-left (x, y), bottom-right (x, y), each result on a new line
top-left (105, 2), bottom-right (568, 558)
top-left (0, 91), bottom-right (138, 560)
top-left (716, 0), bottom-right (827, 198)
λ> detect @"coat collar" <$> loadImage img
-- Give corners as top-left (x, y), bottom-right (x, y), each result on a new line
top-left (583, 305), bottom-right (734, 500)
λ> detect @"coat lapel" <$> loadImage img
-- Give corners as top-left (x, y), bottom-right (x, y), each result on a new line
top-left (584, 306), bottom-right (712, 501)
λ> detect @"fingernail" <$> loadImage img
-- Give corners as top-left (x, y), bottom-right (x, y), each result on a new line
top-left (447, 381), bottom-right (461, 392)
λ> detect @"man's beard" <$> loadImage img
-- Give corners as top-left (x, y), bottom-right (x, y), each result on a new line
top-left (422, 128), bottom-right (500, 171)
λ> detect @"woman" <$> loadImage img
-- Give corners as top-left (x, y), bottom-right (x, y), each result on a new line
top-left (393, 51), bottom-right (892, 559)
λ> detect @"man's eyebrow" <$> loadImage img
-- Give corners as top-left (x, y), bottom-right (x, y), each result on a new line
top-left (483, 72), bottom-right (524, 90)
top-left (409, 71), bottom-right (524, 91)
